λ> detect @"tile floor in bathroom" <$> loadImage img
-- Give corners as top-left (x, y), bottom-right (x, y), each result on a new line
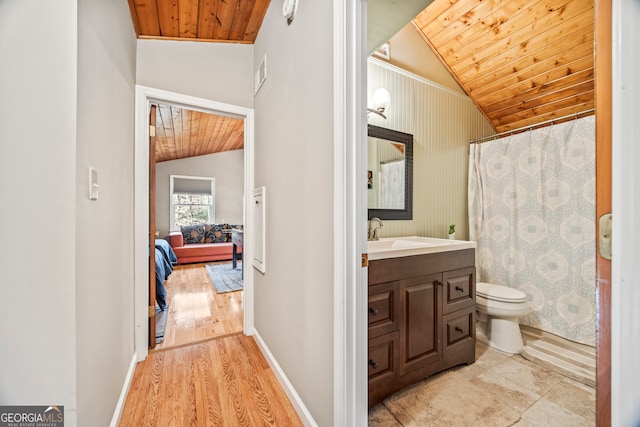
top-left (368, 337), bottom-right (595, 426)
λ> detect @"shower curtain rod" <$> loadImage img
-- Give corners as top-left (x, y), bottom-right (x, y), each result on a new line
top-left (469, 108), bottom-right (596, 145)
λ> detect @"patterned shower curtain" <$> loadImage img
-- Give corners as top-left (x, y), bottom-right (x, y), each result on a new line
top-left (468, 116), bottom-right (596, 346)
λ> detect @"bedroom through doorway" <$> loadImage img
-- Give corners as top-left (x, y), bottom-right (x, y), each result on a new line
top-left (150, 101), bottom-right (247, 352)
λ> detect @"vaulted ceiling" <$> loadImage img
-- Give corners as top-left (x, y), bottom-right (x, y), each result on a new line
top-left (413, 0), bottom-right (594, 133)
top-left (153, 105), bottom-right (244, 163)
top-left (130, 0), bottom-right (595, 160)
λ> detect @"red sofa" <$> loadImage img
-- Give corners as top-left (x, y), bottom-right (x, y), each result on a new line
top-left (169, 224), bottom-right (242, 264)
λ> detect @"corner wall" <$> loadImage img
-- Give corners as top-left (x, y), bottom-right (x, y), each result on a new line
top-left (252, 2), bottom-right (335, 425)
top-left (0, 1), bottom-right (79, 424)
top-left (136, 40), bottom-right (254, 109)
top-left (75, 0), bottom-right (137, 425)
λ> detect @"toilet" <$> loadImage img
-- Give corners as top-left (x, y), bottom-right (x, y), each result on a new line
top-left (475, 282), bottom-right (531, 354)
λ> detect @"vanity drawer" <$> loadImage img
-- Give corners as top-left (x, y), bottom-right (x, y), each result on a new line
top-left (443, 267), bottom-right (476, 314)
top-left (443, 307), bottom-right (475, 349)
top-left (368, 282), bottom-right (400, 338)
top-left (368, 332), bottom-right (399, 379)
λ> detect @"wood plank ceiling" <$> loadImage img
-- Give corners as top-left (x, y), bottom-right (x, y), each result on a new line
top-left (128, 0), bottom-right (271, 43)
top-left (154, 106), bottom-right (244, 163)
top-left (413, 0), bottom-right (595, 133)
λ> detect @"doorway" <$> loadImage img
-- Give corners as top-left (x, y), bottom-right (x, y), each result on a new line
top-left (134, 86), bottom-right (255, 362)
top-left (151, 104), bottom-right (245, 351)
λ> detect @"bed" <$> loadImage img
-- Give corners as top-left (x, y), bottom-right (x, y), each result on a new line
top-left (154, 239), bottom-right (177, 310)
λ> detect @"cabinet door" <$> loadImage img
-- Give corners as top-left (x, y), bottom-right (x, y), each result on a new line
top-left (443, 267), bottom-right (476, 314)
top-left (368, 331), bottom-right (400, 407)
top-left (368, 282), bottom-right (400, 339)
top-left (399, 273), bottom-right (443, 375)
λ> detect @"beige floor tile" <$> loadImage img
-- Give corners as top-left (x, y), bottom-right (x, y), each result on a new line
top-left (453, 342), bottom-right (513, 380)
top-left (470, 370), bottom-right (540, 413)
top-left (367, 331), bottom-right (594, 427)
top-left (481, 356), bottom-right (565, 397)
top-left (368, 403), bottom-right (402, 427)
top-left (383, 370), bottom-right (521, 427)
top-left (521, 398), bottom-right (593, 426)
top-left (511, 418), bottom-right (539, 426)
top-left (543, 378), bottom-right (596, 422)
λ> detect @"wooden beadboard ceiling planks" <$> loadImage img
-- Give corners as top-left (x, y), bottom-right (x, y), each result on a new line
top-left (128, 0), bottom-right (271, 43)
top-left (413, 0), bottom-right (595, 133)
top-left (154, 105), bottom-right (244, 162)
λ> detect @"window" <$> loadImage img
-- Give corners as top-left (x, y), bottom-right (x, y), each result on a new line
top-left (170, 175), bottom-right (215, 231)
top-left (173, 193), bottom-right (213, 228)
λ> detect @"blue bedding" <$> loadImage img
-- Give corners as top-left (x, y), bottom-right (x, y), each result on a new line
top-left (155, 238), bottom-right (177, 266)
top-left (154, 239), bottom-right (177, 310)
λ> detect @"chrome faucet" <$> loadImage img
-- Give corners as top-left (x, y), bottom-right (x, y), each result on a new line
top-left (368, 217), bottom-right (384, 241)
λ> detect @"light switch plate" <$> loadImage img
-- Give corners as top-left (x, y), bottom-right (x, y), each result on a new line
top-left (89, 167), bottom-right (99, 200)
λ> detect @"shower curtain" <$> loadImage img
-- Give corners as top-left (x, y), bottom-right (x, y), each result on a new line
top-left (468, 116), bottom-right (595, 346)
top-left (380, 160), bottom-right (405, 208)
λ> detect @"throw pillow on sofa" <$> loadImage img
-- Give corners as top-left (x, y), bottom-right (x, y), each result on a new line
top-left (203, 224), bottom-right (231, 243)
top-left (181, 224), bottom-right (206, 244)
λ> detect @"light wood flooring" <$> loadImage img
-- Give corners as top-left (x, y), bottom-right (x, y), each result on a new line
top-left (120, 263), bottom-right (302, 426)
top-left (119, 334), bottom-right (303, 426)
top-left (155, 262), bottom-right (243, 350)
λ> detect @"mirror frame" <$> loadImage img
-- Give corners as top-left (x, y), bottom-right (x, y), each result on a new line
top-left (367, 124), bottom-right (413, 220)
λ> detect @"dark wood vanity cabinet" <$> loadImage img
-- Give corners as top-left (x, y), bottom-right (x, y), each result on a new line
top-left (368, 249), bottom-right (476, 407)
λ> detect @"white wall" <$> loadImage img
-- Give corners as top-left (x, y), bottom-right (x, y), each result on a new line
top-left (0, 1), bottom-right (137, 425)
top-left (385, 23), bottom-right (464, 94)
top-left (136, 39), bottom-right (254, 109)
top-left (155, 150), bottom-right (244, 236)
top-left (0, 1), bottom-right (79, 424)
top-left (253, 3), bottom-right (335, 425)
top-left (75, 0), bottom-right (137, 425)
top-left (612, 0), bottom-right (640, 425)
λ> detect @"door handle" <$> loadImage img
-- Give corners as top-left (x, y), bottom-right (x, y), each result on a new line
top-left (599, 213), bottom-right (612, 260)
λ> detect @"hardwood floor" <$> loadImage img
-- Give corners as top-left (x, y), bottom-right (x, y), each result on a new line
top-left (120, 263), bottom-right (302, 426)
top-left (156, 262), bottom-right (243, 350)
top-left (119, 334), bottom-right (303, 426)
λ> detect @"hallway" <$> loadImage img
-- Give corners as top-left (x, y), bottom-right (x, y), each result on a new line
top-left (119, 333), bottom-right (302, 426)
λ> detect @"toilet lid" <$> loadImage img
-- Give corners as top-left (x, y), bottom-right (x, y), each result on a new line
top-left (476, 282), bottom-right (528, 303)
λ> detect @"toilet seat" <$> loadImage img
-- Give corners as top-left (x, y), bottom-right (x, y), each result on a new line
top-left (476, 282), bottom-right (528, 303)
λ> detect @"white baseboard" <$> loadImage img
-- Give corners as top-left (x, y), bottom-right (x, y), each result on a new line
top-left (110, 352), bottom-right (138, 427)
top-left (252, 329), bottom-right (317, 427)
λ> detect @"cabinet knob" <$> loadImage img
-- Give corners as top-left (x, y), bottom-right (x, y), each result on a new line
top-left (369, 359), bottom-right (378, 370)
top-left (369, 307), bottom-right (379, 316)
top-left (435, 280), bottom-right (443, 286)
top-left (455, 326), bottom-right (463, 333)
top-left (455, 286), bottom-right (464, 292)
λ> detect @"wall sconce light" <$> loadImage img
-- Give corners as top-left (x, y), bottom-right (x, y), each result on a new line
top-left (367, 87), bottom-right (391, 119)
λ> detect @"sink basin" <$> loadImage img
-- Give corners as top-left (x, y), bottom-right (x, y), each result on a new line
top-left (367, 236), bottom-right (476, 260)
top-left (368, 238), bottom-right (436, 250)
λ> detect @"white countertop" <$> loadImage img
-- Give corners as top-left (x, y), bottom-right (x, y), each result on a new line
top-left (367, 236), bottom-right (476, 261)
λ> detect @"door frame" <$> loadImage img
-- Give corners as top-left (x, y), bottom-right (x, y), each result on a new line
top-left (133, 85), bottom-right (255, 361)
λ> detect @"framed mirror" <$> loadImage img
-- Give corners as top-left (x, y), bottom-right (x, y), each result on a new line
top-left (367, 124), bottom-right (413, 220)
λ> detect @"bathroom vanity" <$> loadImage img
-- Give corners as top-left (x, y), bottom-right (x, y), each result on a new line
top-left (367, 237), bottom-right (477, 407)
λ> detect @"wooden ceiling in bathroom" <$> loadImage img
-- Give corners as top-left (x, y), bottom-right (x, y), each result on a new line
top-left (413, 0), bottom-right (595, 133)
